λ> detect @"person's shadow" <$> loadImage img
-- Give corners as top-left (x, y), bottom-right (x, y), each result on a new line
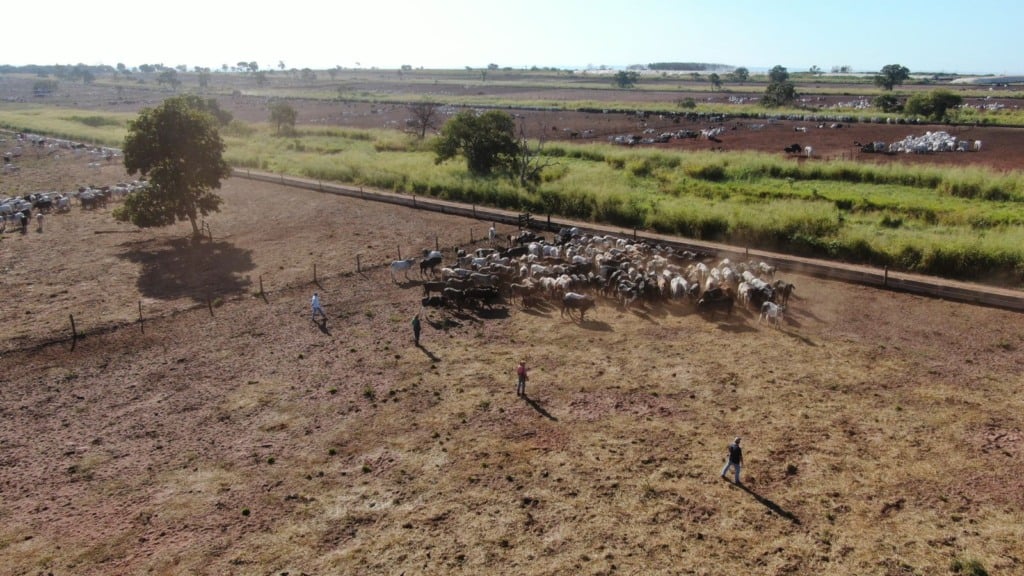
top-left (315, 317), bottom-right (331, 335)
top-left (734, 482), bottom-right (801, 524)
top-left (523, 393), bottom-right (557, 421)
top-left (416, 342), bottom-right (440, 362)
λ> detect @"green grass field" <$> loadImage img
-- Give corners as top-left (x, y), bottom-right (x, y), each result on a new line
top-left (3, 101), bottom-right (1024, 285)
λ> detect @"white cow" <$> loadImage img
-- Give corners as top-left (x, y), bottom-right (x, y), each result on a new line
top-left (389, 257), bottom-right (416, 282)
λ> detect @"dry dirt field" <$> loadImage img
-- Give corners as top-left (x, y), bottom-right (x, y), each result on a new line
top-left (1, 147), bottom-right (1023, 575)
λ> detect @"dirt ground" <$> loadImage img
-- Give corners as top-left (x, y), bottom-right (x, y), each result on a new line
top-left (1, 146), bottom-right (1023, 574)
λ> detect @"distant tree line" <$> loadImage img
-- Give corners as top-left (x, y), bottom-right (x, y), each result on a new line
top-left (648, 62), bottom-right (730, 71)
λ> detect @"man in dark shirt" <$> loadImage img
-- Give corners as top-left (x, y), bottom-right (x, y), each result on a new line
top-left (720, 437), bottom-right (743, 484)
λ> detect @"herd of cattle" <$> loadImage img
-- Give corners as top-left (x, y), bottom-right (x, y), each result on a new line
top-left (396, 227), bottom-right (794, 325)
top-left (0, 181), bottom-right (146, 232)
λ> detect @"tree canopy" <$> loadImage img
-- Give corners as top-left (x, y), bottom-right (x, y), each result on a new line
top-left (268, 100), bottom-right (297, 135)
top-left (115, 95), bottom-right (231, 239)
top-left (874, 64), bottom-right (910, 91)
top-left (904, 90), bottom-right (963, 121)
top-left (433, 110), bottom-right (520, 177)
top-left (728, 67), bottom-right (749, 83)
top-left (761, 65), bottom-right (796, 107)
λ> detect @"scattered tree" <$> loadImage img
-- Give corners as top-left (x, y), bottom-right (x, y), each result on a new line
top-left (179, 95), bottom-right (233, 126)
top-left (904, 90), bottom-right (963, 121)
top-left (709, 73), bottom-right (722, 91)
top-left (809, 65), bottom-right (823, 76)
top-left (157, 69), bottom-right (181, 89)
top-left (729, 67), bottom-right (749, 84)
top-left (115, 95), bottom-right (231, 239)
top-left (761, 65), bottom-right (796, 107)
top-left (405, 100), bottom-right (441, 139)
top-left (873, 94), bottom-right (902, 113)
top-left (874, 64), bottom-right (910, 91)
top-left (677, 98), bottom-right (697, 110)
top-left (197, 68), bottom-right (212, 90)
top-left (33, 79), bottom-right (58, 96)
top-left (613, 70), bottom-right (640, 89)
top-left (255, 71), bottom-right (268, 87)
top-left (510, 124), bottom-right (556, 190)
top-left (433, 110), bottom-right (520, 177)
top-left (300, 68), bottom-right (317, 81)
top-left (278, 60), bottom-right (285, 71)
top-left (268, 100), bottom-right (298, 135)
top-left (175, 64), bottom-right (188, 73)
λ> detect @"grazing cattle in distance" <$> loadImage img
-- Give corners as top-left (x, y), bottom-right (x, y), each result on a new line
top-left (784, 143), bottom-right (802, 154)
top-left (389, 257), bottom-right (417, 282)
top-left (561, 292), bottom-right (596, 321)
top-left (760, 301), bottom-right (785, 327)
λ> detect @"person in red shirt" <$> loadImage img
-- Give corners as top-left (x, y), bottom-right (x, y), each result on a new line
top-left (516, 361), bottom-right (528, 397)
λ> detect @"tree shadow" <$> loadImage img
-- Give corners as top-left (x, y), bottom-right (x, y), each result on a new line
top-left (736, 482), bottom-right (801, 525)
top-left (120, 237), bottom-right (255, 301)
top-left (523, 393), bottom-right (558, 421)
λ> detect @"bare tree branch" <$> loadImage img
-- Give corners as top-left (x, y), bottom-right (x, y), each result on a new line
top-left (406, 100), bottom-right (441, 140)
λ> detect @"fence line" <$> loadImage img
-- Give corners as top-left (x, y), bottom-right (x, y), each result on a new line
top-left (232, 169), bottom-right (1024, 313)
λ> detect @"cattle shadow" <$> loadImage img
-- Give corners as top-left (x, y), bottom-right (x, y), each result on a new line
top-left (517, 306), bottom-right (553, 318)
top-left (120, 238), bottom-right (255, 302)
top-left (711, 318), bottom-right (758, 334)
top-left (736, 483), bottom-right (801, 525)
top-left (578, 319), bottom-right (613, 332)
top-left (476, 307), bottom-right (510, 320)
top-left (523, 393), bottom-right (558, 421)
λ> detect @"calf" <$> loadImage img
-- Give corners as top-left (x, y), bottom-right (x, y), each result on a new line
top-left (759, 301), bottom-right (785, 327)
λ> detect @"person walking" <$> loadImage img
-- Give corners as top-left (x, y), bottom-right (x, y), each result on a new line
top-left (412, 313), bottom-right (422, 346)
top-left (516, 360), bottom-right (528, 397)
top-left (311, 292), bottom-right (327, 322)
top-left (720, 437), bottom-right (743, 484)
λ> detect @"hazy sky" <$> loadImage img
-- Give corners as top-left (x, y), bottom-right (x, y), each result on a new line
top-left (7, 0), bottom-right (1022, 75)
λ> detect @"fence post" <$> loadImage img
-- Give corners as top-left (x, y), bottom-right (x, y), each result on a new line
top-left (884, 266), bottom-right (888, 287)
top-left (470, 228), bottom-right (474, 244)
top-left (207, 296), bottom-right (214, 317)
top-left (357, 254), bottom-right (362, 273)
top-left (138, 300), bottom-right (144, 333)
top-left (435, 235), bottom-right (439, 251)
top-left (413, 195), bottom-right (416, 208)
top-left (397, 246), bottom-right (402, 260)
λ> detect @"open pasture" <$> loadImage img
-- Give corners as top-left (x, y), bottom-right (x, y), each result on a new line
top-left (0, 152), bottom-right (1022, 574)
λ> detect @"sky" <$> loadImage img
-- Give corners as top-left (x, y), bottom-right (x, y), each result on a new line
top-left (6, 0), bottom-right (1023, 76)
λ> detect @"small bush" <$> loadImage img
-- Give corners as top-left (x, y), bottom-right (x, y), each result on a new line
top-left (950, 558), bottom-right (988, 576)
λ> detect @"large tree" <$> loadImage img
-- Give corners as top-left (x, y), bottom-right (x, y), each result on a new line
top-left (433, 110), bottom-right (520, 177)
top-left (115, 96), bottom-right (231, 239)
top-left (761, 65), bottom-right (797, 107)
top-left (268, 100), bottom-right (297, 135)
top-left (874, 64), bottom-right (910, 91)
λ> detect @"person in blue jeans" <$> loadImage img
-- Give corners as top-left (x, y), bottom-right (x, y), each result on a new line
top-left (720, 437), bottom-right (743, 484)
top-left (311, 292), bottom-right (327, 322)
top-left (516, 361), bottom-right (528, 397)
